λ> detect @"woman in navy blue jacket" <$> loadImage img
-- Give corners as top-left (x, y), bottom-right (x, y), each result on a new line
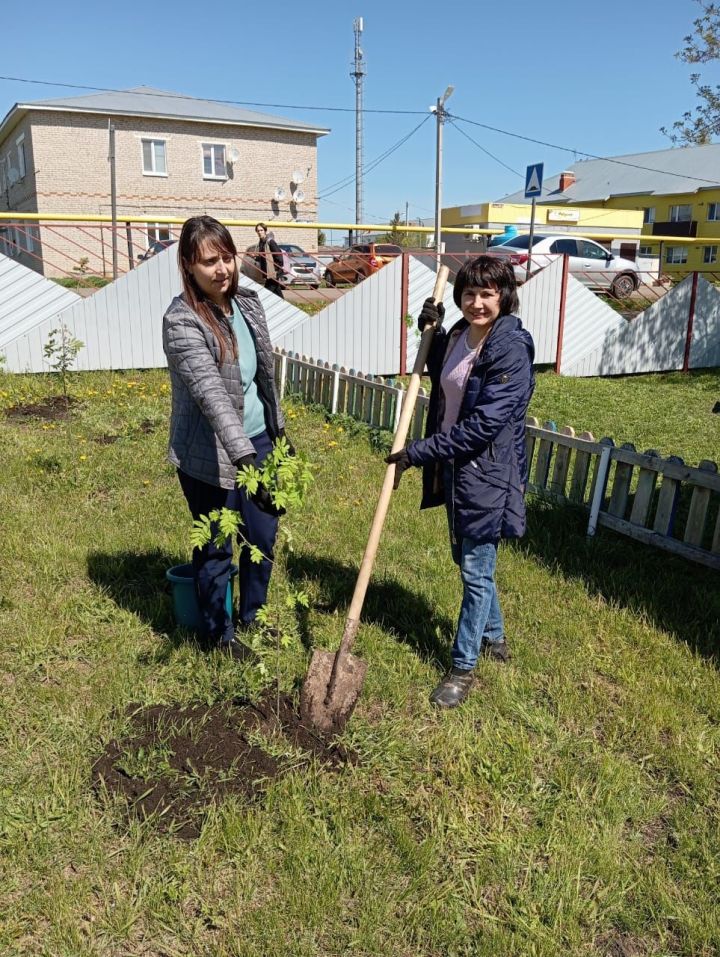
top-left (387, 256), bottom-right (535, 708)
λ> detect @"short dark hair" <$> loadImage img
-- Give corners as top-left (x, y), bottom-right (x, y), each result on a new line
top-left (453, 255), bottom-right (520, 316)
top-left (255, 222), bottom-right (267, 232)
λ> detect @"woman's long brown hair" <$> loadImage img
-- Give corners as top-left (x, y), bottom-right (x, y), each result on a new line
top-left (178, 216), bottom-right (239, 364)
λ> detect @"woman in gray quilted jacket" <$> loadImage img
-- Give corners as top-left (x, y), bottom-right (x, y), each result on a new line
top-left (162, 216), bottom-right (288, 661)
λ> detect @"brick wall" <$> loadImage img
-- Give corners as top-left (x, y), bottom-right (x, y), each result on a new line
top-left (3, 110), bottom-right (321, 275)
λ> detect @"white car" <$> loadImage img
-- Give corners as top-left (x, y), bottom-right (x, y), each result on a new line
top-left (486, 233), bottom-right (640, 298)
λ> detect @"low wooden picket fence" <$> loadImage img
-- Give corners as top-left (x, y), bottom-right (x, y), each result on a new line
top-left (274, 348), bottom-right (432, 439)
top-left (274, 349), bottom-right (720, 571)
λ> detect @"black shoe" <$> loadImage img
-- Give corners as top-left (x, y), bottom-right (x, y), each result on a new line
top-left (429, 668), bottom-right (474, 709)
top-left (215, 637), bottom-right (258, 663)
top-left (481, 639), bottom-right (511, 663)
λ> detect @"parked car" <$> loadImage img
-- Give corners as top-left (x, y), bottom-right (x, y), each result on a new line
top-left (323, 243), bottom-right (402, 286)
top-left (277, 244), bottom-right (322, 287)
top-left (240, 242), bottom-right (321, 288)
top-left (484, 233), bottom-right (639, 298)
top-left (137, 238), bottom-right (176, 262)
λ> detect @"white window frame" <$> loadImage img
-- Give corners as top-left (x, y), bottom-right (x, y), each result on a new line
top-left (201, 143), bottom-right (227, 180)
top-left (707, 203), bottom-right (720, 222)
top-left (146, 223), bottom-right (172, 248)
top-left (639, 245), bottom-right (654, 256)
top-left (669, 204), bottom-right (692, 223)
top-left (0, 225), bottom-right (20, 258)
top-left (141, 138), bottom-right (167, 177)
top-left (642, 207), bottom-right (655, 224)
top-left (15, 134), bottom-right (26, 179)
top-left (703, 245), bottom-right (718, 264)
top-left (20, 223), bottom-right (35, 254)
top-left (666, 246), bottom-right (688, 265)
top-left (0, 154), bottom-right (10, 193)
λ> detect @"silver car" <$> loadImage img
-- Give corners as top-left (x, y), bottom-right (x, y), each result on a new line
top-left (486, 233), bottom-right (640, 298)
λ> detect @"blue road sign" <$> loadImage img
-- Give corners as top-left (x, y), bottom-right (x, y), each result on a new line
top-left (525, 163), bottom-right (544, 199)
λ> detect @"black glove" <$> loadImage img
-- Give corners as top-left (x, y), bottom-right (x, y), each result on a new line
top-left (385, 448), bottom-right (413, 490)
top-left (418, 297), bottom-right (445, 332)
top-left (234, 453), bottom-right (285, 516)
top-left (278, 429), bottom-right (296, 456)
top-left (251, 484), bottom-right (285, 517)
top-left (234, 453), bottom-right (257, 471)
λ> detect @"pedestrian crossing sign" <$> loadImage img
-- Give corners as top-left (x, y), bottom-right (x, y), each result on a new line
top-left (525, 163), bottom-right (544, 198)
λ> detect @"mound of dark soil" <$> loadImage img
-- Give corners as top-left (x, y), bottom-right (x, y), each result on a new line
top-left (92, 692), bottom-right (355, 838)
top-left (5, 395), bottom-right (77, 420)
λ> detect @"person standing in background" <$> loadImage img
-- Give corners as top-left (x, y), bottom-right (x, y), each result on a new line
top-left (254, 223), bottom-right (285, 298)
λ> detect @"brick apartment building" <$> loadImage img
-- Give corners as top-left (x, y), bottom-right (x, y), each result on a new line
top-left (0, 86), bottom-right (329, 276)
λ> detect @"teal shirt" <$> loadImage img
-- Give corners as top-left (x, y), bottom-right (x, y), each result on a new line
top-left (231, 301), bottom-right (266, 439)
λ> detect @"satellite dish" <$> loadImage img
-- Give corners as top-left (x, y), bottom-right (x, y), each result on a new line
top-left (7, 167), bottom-right (20, 185)
top-left (274, 187), bottom-right (286, 202)
top-left (294, 189), bottom-right (305, 204)
top-left (227, 147), bottom-right (240, 163)
top-left (291, 168), bottom-right (305, 185)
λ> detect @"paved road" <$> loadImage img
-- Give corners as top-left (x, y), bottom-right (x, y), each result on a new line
top-left (285, 286), bottom-right (347, 307)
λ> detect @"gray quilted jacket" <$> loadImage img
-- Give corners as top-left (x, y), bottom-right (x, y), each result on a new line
top-left (162, 287), bottom-right (285, 489)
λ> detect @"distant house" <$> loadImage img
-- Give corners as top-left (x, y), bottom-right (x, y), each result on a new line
top-left (499, 144), bottom-right (720, 273)
top-left (0, 86), bottom-right (329, 275)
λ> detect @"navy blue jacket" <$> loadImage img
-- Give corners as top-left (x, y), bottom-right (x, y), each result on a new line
top-left (407, 314), bottom-right (535, 543)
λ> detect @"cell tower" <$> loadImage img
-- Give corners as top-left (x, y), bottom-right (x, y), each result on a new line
top-left (351, 17), bottom-right (365, 240)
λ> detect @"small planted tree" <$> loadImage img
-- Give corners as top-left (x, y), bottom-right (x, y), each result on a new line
top-left (190, 437), bottom-right (314, 712)
top-left (43, 324), bottom-right (84, 407)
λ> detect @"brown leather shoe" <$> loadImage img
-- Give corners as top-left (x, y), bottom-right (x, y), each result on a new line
top-left (429, 668), bottom-right (474, 708)
top-left (481, 639), bottom-right (510, 662)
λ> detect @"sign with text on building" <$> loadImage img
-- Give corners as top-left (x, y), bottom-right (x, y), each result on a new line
top-left (524, 163), bottom-right (544, 199)
top-left (547, 208), bottom-right (580, 223)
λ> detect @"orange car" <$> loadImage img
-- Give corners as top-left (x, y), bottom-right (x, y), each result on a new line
top-left (324, 242), bottom-right (402, 286)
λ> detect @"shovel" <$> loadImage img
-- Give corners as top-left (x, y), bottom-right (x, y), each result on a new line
top-left (300, 266), bottom-right (450, 733)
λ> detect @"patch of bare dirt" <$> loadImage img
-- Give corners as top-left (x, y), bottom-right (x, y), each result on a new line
top-left (93, 691), bottom-right (356, 838)
top-left (5, 395), bottom-right (78, 421)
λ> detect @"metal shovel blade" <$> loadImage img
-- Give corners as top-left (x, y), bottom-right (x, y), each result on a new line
top-left (300, 648), bottom-right (369, 734)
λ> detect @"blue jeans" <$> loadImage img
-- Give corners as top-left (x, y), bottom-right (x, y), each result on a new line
top-left (449, 536), bottom-right (505, 670)
top-left (443, 462), bottom-right (505, 669)
top-left (178, 430), bottom-right (278, 643)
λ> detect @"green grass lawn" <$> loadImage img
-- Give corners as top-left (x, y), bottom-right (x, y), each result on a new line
top-left (0, 368), bottom-right (718, 956)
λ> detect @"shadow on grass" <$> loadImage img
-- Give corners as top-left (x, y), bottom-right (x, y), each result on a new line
top-left (286, 552), bottom-right (455, 667)
top-left (513, 499), bottom-right (720, 662)
top-left (86, 549), bottom-right (202, 658)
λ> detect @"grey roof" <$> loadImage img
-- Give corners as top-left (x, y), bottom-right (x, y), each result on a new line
top-left (499, 143), bottom-right (720, 204)
top-left (0, 86), bottom-right (329, 140)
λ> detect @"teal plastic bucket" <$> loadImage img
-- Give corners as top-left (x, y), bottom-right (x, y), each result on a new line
top-left (166, 563), bottom-right (238, 632)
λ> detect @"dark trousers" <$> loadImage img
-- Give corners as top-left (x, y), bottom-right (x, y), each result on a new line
top-left (264, 278), bottom-right (285, 299)
top-left (177, 430), bottom-right (278, 643)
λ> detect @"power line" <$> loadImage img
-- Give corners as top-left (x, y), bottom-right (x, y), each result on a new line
top-left (449, 113), bottom-right (720, 187)
top-left (0, 74), bottom-right (426, 116)
top-left (5, 72), bottom-right (720, 193)
top-left (318, 114), bottom-right (432, 200)
top-left (446, 118), bottom-right (523, 179)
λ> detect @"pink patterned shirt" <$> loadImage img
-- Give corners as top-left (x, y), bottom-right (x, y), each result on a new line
top-left (440, 329), bottom-right (480, 430)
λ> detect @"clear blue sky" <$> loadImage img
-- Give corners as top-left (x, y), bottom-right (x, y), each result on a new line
top-left (0, 0), bottom-right (713, 228)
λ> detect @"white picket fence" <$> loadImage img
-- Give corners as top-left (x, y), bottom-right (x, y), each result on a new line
top-left (275, 349), bottom-right (720, 570)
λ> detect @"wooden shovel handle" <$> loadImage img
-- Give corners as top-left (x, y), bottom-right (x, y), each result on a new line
top-left (334, 266), bottom-right (450, 661)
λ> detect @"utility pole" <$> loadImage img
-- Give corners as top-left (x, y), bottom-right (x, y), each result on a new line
top-left (432, 86), bottom-right (454, 267)
top-left (108, 120), bottom-right (118, 280)
top-left (350, 17), bottom-right (365, 246)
